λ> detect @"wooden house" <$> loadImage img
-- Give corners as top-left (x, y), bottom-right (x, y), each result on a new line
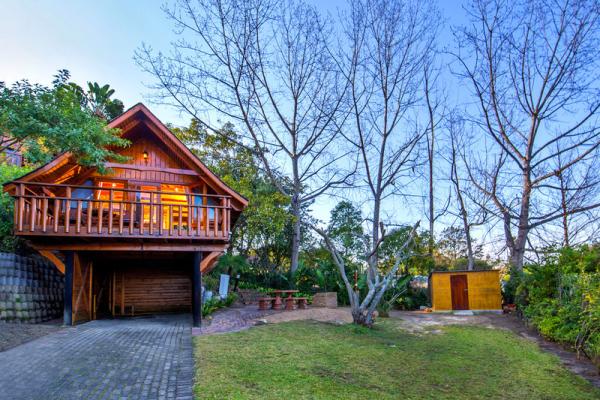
top-left (3, 103), bottom-right (248, 327)
top-left (429, 270), bottom-right (502, 312)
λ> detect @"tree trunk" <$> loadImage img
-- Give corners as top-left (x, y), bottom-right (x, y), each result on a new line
top-left (511, 170), bottom-right (532, 271)
top-left (368, 195), bottom-right (381, 280)
top-left (559, 172), bottom-right (570, 247)
top-left (428, 158), bottom-right (434, 256)
top-left (290, 195), bottom-right (301, 276)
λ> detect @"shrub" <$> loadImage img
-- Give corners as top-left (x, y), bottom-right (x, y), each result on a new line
top-left (515, 245), bottom-right (600, 367)
top-left (202, 293), bottom-right (238, 317)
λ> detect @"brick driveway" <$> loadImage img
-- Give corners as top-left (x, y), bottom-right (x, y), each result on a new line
top-left (0, 314), bottom-right (193, 400)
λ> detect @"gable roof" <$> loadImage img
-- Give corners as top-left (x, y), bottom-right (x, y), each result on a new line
top-left (4, 103), bottom-right (248, 211)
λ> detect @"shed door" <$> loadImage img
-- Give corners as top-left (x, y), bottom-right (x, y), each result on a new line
top-left (450, 274), bottom-right (469, 310)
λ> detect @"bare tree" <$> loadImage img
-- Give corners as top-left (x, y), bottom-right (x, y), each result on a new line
top-left (136, 0), bottom-right (353, 275)
top-left (454, 0), bottom-right (600, 270)
top-left (539, 146), bottom-right (600, 247)
top-left (338, 0), bottom-right (439, 276)
top-left (447, 114), bottom-right (489, 270)
top-left (312, 222), bottom-right (419, 327)
top-left (423, 62), bottom-right (448, 256)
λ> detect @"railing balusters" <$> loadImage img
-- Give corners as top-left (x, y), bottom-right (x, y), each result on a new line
top-left (64, 187), bottom-right (71, 233)
top-left (76, 200), bottom-right (82, 234)
top-left (10, 183), bottom-right (234, 241)
top-left (108, 189), bottom-right (114, 234)
top-left (214, 206), bottom-right (219, 237)
top-left (87, 200), bottom-right (93, 234)
top-left (129, 203), bottom-right (134, 235)
top-left (187, 204), bottom-right (192, 236)
top-left (98, 202), bottom-right (103, 234)
top-left (158, 204), bottom-right (163, 235)
top-left (53, 199), bottom-right (59, 233)
top-left (41, 198), bottom-right (48, 233)
top-left (119, 202), bottom-right (124, 234)
top-left (149, 194), bottom-right (154, 235)
top-left (196, 207), bottom-right (202, 236)
top-left (168, 205), bottom-right (174, 236)
top-left (139, 204), bottom-right (145, 235)
top-left (30, 197), bottom-right (37, 232)
top-left (205, 206), bottom-right (210, 237)
top-left (17, 184), bottom-right (24, 232)
top-left (178, 205), bottom-right (183, 236)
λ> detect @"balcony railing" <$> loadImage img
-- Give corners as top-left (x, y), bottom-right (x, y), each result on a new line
top-left (10, 182), bottom-right (231, 240)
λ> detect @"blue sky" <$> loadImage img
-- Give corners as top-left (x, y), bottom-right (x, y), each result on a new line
top-left (1, 0), bottom-right (470, 226)
top-left (1, 0), bottom-right (467, 126)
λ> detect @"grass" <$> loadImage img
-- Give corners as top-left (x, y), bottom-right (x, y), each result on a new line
top-left (194, 319), bottom-right (600, 399)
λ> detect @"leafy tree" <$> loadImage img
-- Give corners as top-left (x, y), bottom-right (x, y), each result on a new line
top-left (0, 164), bottom-right (32, 251)
top-left (85, 82), bottom-right (124, 120)
top-left (0, 70), bottom-right (128, 167)
top-left (327, 201), bottom-right (367, 260)
top-left (437, 226), bottom-right (470, 266)
top-left (172, 120), bottom-right (295, 274)
top-left (379, 227), bottom-right (433, 275)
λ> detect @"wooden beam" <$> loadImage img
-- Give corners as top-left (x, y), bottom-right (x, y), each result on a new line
top-left (33, 242), bottom-right (228, 252)
top-left (63, 251), bottom-right (74, 326)
top-left (192, 251), bottom-right (203, 328)
top-left (38, 250), bottom-right (65, 274)
top-left (104, 162), bottom-right (198, 176)
top-left (200, 251), bottom-right (223, 274)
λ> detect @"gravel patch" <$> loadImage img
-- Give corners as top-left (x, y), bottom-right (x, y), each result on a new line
top-left (0, 320), bottom-right (62, 352)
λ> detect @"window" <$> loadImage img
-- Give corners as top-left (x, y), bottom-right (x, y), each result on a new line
top-left (96, 181), bottom-right (125, 210)
top-left (161, 184), bottom-right (189, 230)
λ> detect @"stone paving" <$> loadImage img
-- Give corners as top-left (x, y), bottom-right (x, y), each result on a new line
top-left (0, 314), bottom-right (193, 400)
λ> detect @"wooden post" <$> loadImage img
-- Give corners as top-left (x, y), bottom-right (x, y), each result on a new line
top-left (63, 251), bottom-right (74, 326)
top-left (192, 252), bottom-right (203, 328)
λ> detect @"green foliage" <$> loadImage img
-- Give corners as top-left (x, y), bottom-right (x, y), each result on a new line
top-left (512, 245), bottom-right (600, 367)
top-left (395, 285), bottom-right (429, 310)
top-left (0, 70), bottom-right (128, 168)
top-left (172, 120), bottom-right (295, 273)
top-left (202, 293), bottom-right (238, 317)
top-left (0, 164), bottom-right (33, 252)
top-left (327, 201), bottom-right (366, 259)
top-left (379, 226), bottom-right (433, 275)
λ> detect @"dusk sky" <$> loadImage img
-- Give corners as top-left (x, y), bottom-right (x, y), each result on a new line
top-left (1, 0), bottom-right (467, 127)
top-left (1, 0), bottom-right (470, 227)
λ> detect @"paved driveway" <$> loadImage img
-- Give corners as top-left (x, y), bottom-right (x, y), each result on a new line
top-left (0, 315), bottom-right (193, 400)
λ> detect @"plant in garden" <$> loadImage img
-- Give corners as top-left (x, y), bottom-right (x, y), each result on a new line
top-left (514, 245), bottom-right (600, 367)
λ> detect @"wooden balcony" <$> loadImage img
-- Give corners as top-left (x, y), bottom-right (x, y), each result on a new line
top-left (10, 182), bottom-right (231, 241)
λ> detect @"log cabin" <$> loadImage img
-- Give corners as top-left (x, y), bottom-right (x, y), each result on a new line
top-left (3, 103), bottom-right (248, 327)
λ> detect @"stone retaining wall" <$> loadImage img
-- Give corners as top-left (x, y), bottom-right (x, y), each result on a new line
top-left (0, 252), bottom-right (63, 323)
top-left (312, 292), bottom-right (337, 308)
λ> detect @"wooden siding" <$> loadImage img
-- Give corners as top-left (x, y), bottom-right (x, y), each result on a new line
top-left (112, 264), bottom-right (192, 314)
top-left (102, 136), bottom-right (198, 185)
top-left (430, 270), bottom-right (502, 311)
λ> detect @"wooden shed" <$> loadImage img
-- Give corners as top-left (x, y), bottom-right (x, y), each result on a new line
top-left (429, 270), bottom-right (502, 312)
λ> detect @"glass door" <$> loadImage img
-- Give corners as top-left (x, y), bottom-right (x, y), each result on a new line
top-left (135, 185), bottom-right (160, 230)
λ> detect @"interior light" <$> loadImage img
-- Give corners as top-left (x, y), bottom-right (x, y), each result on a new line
top-left (143, 150), bottom-right (149, 163)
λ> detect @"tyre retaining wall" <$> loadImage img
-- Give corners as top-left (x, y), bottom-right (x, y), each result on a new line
top-left (0, 252), bottom-right (63, 323)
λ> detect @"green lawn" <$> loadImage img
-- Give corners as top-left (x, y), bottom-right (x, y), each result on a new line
top-left (194, 319), bottom-right (600, 400)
